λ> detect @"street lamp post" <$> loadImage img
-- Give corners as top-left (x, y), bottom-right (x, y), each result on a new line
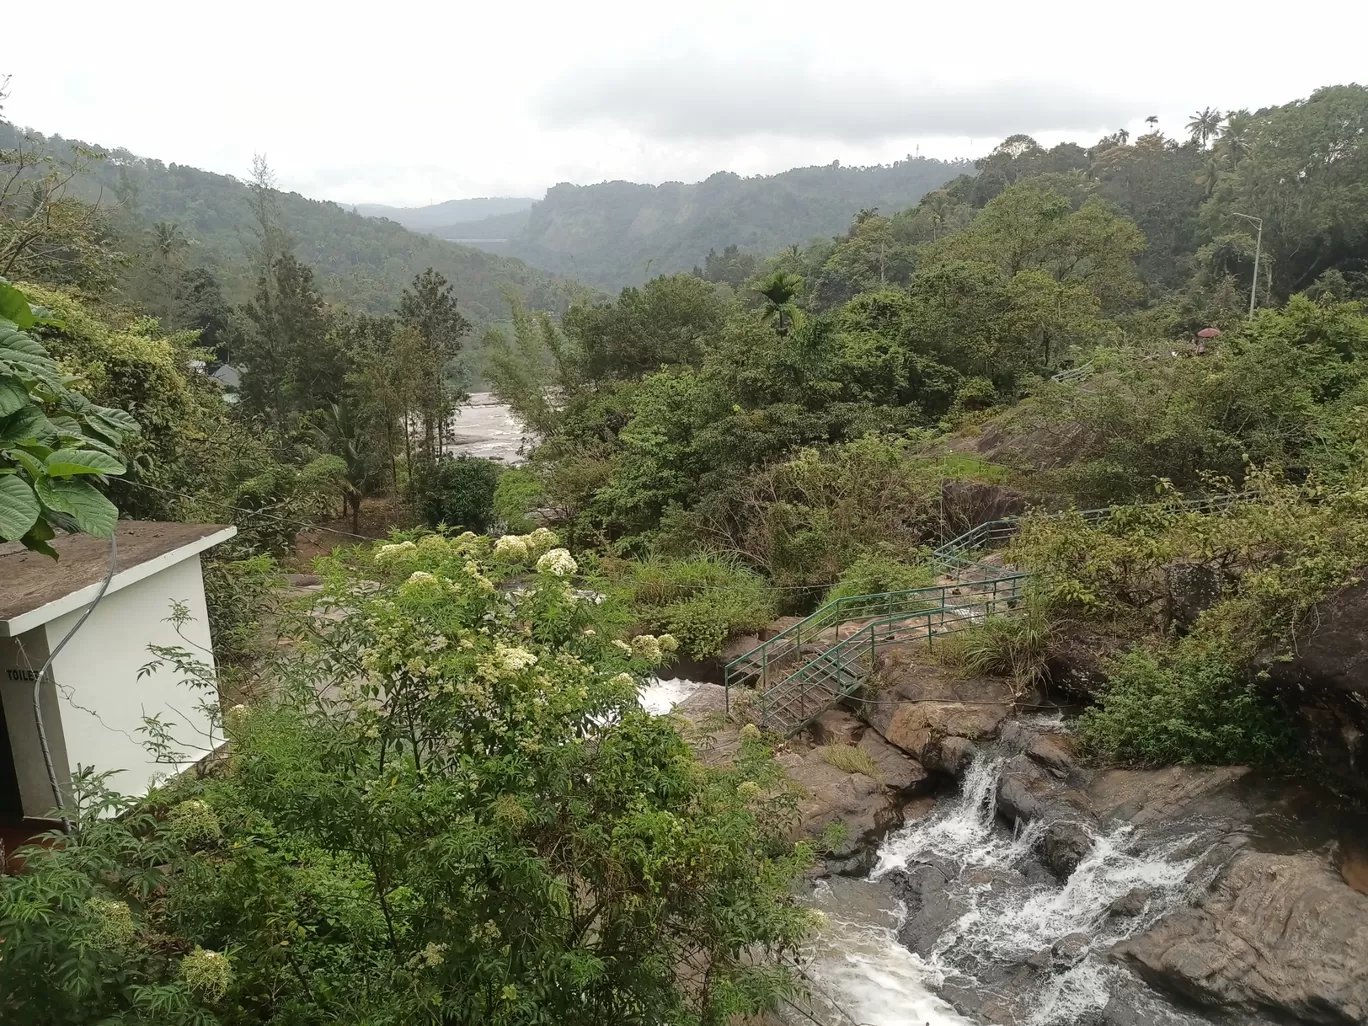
top-left (1232, 212), bottom-right (1263, 319)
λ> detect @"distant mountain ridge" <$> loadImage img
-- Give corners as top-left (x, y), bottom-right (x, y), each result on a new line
top-left (360, 158), bottom-right (972, 292)
top-left (0, 123), bottom-right (584, 324)
top-left (354, 196), bottom-right (536, 232)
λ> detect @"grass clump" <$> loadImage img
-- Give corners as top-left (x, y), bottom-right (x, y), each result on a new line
top-left (936, 604), bottom-right (1055, 691)
top-left (613, 554), bottom-right (777, 659)
top-left (817, 743), bottom-right (882, 781)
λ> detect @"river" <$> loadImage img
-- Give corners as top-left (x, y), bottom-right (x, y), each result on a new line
top-left (444, 392), bottom-right (528, 464)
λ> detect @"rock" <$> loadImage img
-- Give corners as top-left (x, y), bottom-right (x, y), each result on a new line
top-left (1264, 572), bottom-right (1368, 796)
top-left (938, 480), bottom-right (1027, 536)
top-left (997, 753), bottom-right (1054, 823)
top-left (1037, 820), bottom-right (1095, 880)
top-left (1027, 732), bottom-right (1080, 779)
top-left (892, 861), bottom-right (963, 957)
top-left (1108, 886), bottom-right (1152, 918)
top-left (1163, 562), bottom-right (1225, 633)
top-left (1026, 946), bottom-right (1054, 970)
top-left (1044, 633), bottom-right (1120, 700)
top-left (1116, 851), bottom-right (1368, 1024)
top-left (1051, 931), bottom-right (1091, 968)
top-left (811, 708), bottom-right (864, 746)
top-left (856, 731), bottom-right (929, 793)
top-left (777, 748), bottom-right (899, 858)
top-left (861, 650), bottom-right (1014, 771)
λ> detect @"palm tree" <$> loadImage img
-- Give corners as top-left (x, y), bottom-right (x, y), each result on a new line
top-left (1194, 152), bottom-right (1232, 199)
top-left (1218, 110), bottom-right (1252, 166)
top-left (149, 221), bottom-right (188, 264)
top-left (752, 271), bottom-right (804, 337)
top-left (1186, 107), bottom-right (1224, 148)
top-left (1117, 128), bottom-right (1130, 145)
top-left (1145, 115), bottom-right (1160, 133)
top-left (312, 401), bottom-right (367, 534)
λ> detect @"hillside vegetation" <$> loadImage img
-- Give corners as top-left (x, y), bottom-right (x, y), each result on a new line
top-left (421, 157), bottom-right (970, 291)
top-left (0, 122), bottom-right (585, 324)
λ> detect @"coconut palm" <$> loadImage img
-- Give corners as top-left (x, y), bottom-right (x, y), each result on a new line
top-left (1186, 107), bottom-right (1224, 148)
top-left (1218, 110), bottom-right (1253, 166)
top-left (149, 221), bottom-right (188, 264)
top-left (752, 270), bottom-right (804, 337)
top-left (1117, 128), bottom-right (1130, 145)
top-left (1145, 115), bottom-right (1160, 132)
top-left (1194, 152), bottom-right (1232, 199)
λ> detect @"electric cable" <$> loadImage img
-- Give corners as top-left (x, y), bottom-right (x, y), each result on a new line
top-left (32, 532), bottom-right (119, 835)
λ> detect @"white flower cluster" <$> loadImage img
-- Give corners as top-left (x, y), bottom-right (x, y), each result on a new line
top-left (374, 540), bottom-right (417, 562)
top-left (496, 643), bottom-right (539, 673)
top-left (169, 798), bottom-right (221, 842)
top-left (493, 534), bottom-right (530, 561)
top-left (84, 897), bottom-right (136, 947)
top-left (180, 947), bottom-right (233, 1001)
top-left (525, 527), bottom-right (559, 552)
top-left (535, 548), bottom-right (578, 577)
top-left (610, 671), bottom-right (636, 688)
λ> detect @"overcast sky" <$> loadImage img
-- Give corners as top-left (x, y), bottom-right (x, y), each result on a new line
top-left (5, 0), bottom-right (1365, 207)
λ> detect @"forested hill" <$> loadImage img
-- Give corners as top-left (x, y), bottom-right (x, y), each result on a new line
top-left (354, 197), bottom-right (536, 233)
top-left (418, 157), bottom-right (971, 291)
top-left (0, 123), bottom-right (586, 324)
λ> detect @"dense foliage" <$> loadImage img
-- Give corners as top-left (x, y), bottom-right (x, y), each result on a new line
top-left (0, 534), bottom-right (813, 1024)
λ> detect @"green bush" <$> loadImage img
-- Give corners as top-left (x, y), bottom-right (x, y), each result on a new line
top-left (416, 455), bottom-right (501, 531)
top-left (936, 604), bottom-right (1055, 691)
top-left (826, 550), bottom-right (934, 603)
top-left (1076, 646), bottom-right (1291, 765)
top-left (493, 466), bottom-right (546, 533)
top-left (617, 555), bottom-right (777, 659)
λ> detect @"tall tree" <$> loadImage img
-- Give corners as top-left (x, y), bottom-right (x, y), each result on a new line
top-left (752, 270), bottom-right (805, 336)
top-left (1186, 107), bottom-right (1224, 148)
top-left (397, 268), bottom-right (472, 460)
top-left (240, 255), bottom-right (341, 424)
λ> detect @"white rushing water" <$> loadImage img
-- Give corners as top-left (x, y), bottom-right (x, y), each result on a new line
top-left (800, 754), bottom-right (1211, 1026)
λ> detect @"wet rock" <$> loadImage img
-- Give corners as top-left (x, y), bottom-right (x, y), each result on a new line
top-left (1037, 819), bottom-right (1095, 880)
top-left (1116, 851), bottom-right (1368, 1024)
top-left (997, 753), bottom-right (1054, 823)
top-left (860, 650), bottom-right (1014, 770)
top-left (1051, 931), bottom-right (1091, 967)
top-left (892, 861), bottom-right (964, 958)
top-left (855, 730), bottom-right (930, 793)
top-left (1264, 572), bottom-right (1368, 796)
top-left (777, 749), bottom-right (895, 858)
top-left (1026, 946), bottom-right (1054, 970)
top-left (1108, 886), bottom-right (1153, 918)
top-left (810, 708), bottom-right (864, 746)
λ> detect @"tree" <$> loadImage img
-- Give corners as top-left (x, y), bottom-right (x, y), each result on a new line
top-left (148, 221), bottom-right (188, 264)
top-left (1217, 109), bottom-right (1252, 166)
top-left (0, 536), bottom-right (813, 1025)
top-left (310, 400), bottom-right (367, 533)
top-left (0, 279), bottom-right (138, 554)
top-left (752, 270), bottom-right (805, 336)
top-left (1145, 115), bottom-right (1160, 132)
top-left (1186, 107), bottom-right (1224, 148)
top-left (398, 268), bottom-right (472, 461)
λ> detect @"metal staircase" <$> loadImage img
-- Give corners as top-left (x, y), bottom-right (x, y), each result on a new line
top-left (723, 491), bottom-right (1259, 735)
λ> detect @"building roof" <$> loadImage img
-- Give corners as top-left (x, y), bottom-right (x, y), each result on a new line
top-left (0, 521), bottom-right (236, 637)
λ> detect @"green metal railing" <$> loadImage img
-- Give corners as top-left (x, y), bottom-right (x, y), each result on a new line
top-left (723, 490), bottom-right (1262, 733)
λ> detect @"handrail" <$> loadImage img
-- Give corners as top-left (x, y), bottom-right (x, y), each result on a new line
top-left (1049, 362), bottom-right (1095, 383)
top-left (723, 490), bottom-right (1263, 726)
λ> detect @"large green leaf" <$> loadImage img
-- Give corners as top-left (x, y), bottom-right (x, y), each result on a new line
top-left (36, 476), bottom-right (118, 537)
top-left (85, 404), bottom-right (141, 443)
top-left (0, 378), bottom-right (27, 418)
top-left (46, 448), bottom-right (126, 477)
top-left (0, 406), bottom-right (55, 447)
top-left (0, 280), bottom-right (36, 330)
top-left (21, 516), bottom-right (58, 558)
top-left (0, 474), bottom-right (40, 541)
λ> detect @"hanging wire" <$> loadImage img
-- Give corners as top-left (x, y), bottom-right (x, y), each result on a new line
top-left (32, 533), bottom-right (119, 835)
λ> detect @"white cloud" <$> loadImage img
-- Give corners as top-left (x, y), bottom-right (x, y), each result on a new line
top-left (3, 0), bottom-right (1364, 206)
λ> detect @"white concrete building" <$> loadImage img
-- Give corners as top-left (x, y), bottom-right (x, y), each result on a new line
top-left (0, 522), bottom-right (236, 832)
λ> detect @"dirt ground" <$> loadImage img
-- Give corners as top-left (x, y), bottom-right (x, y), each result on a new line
top-left (289, 497), bottom-right (413, 568)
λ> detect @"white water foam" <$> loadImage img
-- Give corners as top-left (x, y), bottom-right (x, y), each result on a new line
top-left (637, 677), bottom-right (703, 715)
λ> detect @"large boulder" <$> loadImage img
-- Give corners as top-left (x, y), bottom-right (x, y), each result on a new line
top-left (1264, 574), bottom-right (1368, 795)
top-left (1116, 851), bottom-right (1368, 1024)
top-left (860, 649), bottom-right (1014, 771)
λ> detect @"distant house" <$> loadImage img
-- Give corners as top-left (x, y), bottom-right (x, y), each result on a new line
top-left (0, 522), bottom-right (236, 842)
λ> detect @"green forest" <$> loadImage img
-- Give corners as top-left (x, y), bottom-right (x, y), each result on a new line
top-left (3, 72), bottom-right (1368, 1026)
top-left (423, 156), bottom-right (970, 291)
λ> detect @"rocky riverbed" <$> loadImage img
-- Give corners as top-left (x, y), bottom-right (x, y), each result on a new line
top-left (665, 648), bottom-right (1368, 1026)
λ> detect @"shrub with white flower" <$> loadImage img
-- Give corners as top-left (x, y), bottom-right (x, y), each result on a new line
top-left (374, 540), bottom-right (417, 563)
top-left (524, 527), bottom-right (559, 553)
top-left (493, 534), bottom-right (530, 562)
top-left (536, 548), bottom-right (578, 577)
top-left (496, 643), bottom-right (538, 673)
top-left (168, 798), bottom-right (221, 842)
top-left (84, 898), bottom-right (136, 948)
top-left (657, 634), bottom-right (679, 653)
top-left (630, 634), bottom-right (663, 663)
top-left (180, 947), bottom-right (233, 1001)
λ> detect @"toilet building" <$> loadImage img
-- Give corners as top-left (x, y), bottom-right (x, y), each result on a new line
top-left (0, 521), bottom-right (236, 833)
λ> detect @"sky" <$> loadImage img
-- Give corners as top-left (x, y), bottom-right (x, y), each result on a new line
top-left (5, 0), bottom-right (1366, 208)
